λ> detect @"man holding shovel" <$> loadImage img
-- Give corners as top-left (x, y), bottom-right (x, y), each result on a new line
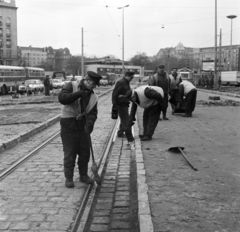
top-left (58, 71), bottom-right (102, 188)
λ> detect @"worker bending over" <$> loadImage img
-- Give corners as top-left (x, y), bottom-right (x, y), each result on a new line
top-left (124, 85), bottom-right (165, 141)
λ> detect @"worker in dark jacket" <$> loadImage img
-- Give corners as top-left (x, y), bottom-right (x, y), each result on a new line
top-left (177, 80), bottom-right (197, 117)
top-left (58, 71), bottom-right (102, 188)
top-left (44, 75), bottom-right (51, 96)
top-left (148, 65), bottom-right (170, 120)
top-left (112, 71), bottom-right (135, 142)
top-left (125, 85), bottom-right (165, 141)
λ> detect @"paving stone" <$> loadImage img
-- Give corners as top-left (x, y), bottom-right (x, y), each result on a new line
top-left (100, 187), bottom-right (115, 193)
top-left (96, 202), bottom-right (112, 210)
top-left (111, 221), bottom-right (130, 229)
top-left (90, 224), bottom-right (109, 231)
top-left (93, 210), bottom-right (111, 216)
top-left (99, 193), bottom-right (114, 198)
top-left (115, 191), bottom-right (129, 196)
top-left (10, 222), bottom-right (30, 230)
top-left (117, 186), bottom-right (129, 191)
top-left (114, 201), bottom-right (130, 207)
top-left (112, 213), bottom-right (130, 220)
top-left (92, 216), bottom-right (110, 224)
top-left (0, 222), bottom-right (10, 230)
top-left (112, 208), bottom-right (129, 214)
top-left (98, 198), bottom-right (113, 203)
top-left (115, 195), bottom-right (130, 201)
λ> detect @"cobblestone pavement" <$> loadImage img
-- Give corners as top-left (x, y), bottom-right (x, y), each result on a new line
top-left (84, 137), bottom-right (139, 232)
top-left (137, 91), bottom-right (240, 232)
top-left (0, 92), bottom-right (116, 231)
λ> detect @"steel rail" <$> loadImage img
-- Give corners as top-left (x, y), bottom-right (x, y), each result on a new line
top-left (0, 90), bottom-right (112, 181)
top-left (0, 131), bottom-right (60, 181)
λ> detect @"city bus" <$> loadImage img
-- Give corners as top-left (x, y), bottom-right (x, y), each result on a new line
top-left (0, 65), bottom-right (45, 95)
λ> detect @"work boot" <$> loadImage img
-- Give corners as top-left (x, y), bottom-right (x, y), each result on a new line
top-left (80, 175), bottom-right (94, 184)
top-left (141, 136), bottom-right (152, 141)
top-left (163, 115), bottom-right (169, 120)
top-left (117, 133), bottom-right (126, 138)
top-left (182, 113), bottom-right (191, 117)
top-left (65, 178), bottom-right (74, 188)
top-left (139, 134), bottom-right (145, 139)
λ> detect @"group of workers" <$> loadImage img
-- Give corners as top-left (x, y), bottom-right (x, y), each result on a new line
top-left (57, 67), bottom-right (197, 188)
top-left (112, 65), bottom-right (197, 142)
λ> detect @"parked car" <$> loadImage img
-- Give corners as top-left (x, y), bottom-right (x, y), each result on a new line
top-left (18, 79), bottom-right (44, 94)
top-left (52, 79), bottom-right (65, 89)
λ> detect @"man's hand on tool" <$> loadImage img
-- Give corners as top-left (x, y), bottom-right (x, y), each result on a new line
top-left (77, 90), bottom-right (91, 99)
top-left (84, 122), bottom-right (94, 134)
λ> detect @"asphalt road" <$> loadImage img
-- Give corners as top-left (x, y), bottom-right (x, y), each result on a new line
top-left (137, 90), bottom-right (240, 232)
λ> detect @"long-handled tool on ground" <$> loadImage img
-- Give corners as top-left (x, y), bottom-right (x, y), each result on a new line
top-left (88, 133), bottom-right (101, 185)
top-left (168, 146), bottom-right (198, 171)
top-left (82, 100), bottom-right (101, 185)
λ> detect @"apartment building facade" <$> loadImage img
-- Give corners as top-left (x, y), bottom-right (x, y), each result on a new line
top-left (0, 0), bottom-right (18, 65)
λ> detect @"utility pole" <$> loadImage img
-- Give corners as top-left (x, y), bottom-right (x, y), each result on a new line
top-left (227, 15), bottom-right (237, 71)
top-left (214, 0), bottom-right (218, 89)
top-left (118, 5), bottom-right (129, 77)
top-left (81, 27), bottom-right (84, 78)
top-left (219, 29), bottom-right (222, 73)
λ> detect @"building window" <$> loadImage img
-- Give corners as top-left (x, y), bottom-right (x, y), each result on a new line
top-left (6, 50), bottom-right (11, 58)
top-left (0, 49), bottom-right (3, 57)
top-left (0, 28), bottom-right (2, 36)
top-left (0, 39), bottom-right (2, 48)
top-left (6, 28), bottom-right (11, 37)
top-left (6, 39), bottom-right (11, 48)
top-left (6, 17), bottom-right (11, 27)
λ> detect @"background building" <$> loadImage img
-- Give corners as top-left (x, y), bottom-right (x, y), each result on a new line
top-left (18, 46), bottom-right (47, 67)
top-left (157, 42), bottom-right (240, 71)
top-left (0, 0), bottom-right (18, 65)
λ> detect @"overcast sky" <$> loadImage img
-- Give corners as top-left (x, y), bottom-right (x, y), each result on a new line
top-left (16, 0), bottom-right (240, 60)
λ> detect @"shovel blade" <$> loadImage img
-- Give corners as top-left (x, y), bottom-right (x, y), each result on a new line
top-left (168, 146), bottom-right (185, 153)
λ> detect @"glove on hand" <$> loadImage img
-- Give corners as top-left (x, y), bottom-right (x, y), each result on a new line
top-left (84, 123), bottom-right (94, 134)
top-left (77, 90), bottom-right (90, 99)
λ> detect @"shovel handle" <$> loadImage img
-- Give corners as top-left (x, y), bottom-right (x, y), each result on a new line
top-left (178, 147), bottom-right (198, 171)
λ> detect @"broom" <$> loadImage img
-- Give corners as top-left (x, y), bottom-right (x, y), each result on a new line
top-left (83, 99), bottom-right (101, 185)
top-left (88, 133), bottom-right (101, 185)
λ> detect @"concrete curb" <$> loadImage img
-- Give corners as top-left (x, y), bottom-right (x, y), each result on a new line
top-left (197, 88), bottom-right (240, 98)
top-left (0, 114), bottom-right (61, 155)
top-left (133, 117), bottom-right (154, 232)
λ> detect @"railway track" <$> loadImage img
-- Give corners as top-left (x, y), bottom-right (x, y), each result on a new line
top-left (0, 89), bottom-right (140, 232)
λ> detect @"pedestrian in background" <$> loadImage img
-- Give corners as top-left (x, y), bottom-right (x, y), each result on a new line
top-left (44, 75), bottom-right (50, 96)
top-left (125, 85), bottom-right (165, 141)
top-left (168, 68), bottom-right (182, 114)
top-left (112, 71), bottom-right (135, 143)
top-left (177, 80), bottom-right (197, 117)
top-left (148, 65), bottom-right (170, 120)
top-left (58, 71), bottom-right (102, 188)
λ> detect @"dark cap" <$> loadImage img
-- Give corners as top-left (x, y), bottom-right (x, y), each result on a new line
top-left (158, 65), bottom-right (165, 69)
top-left (87, 71), bottom-right (102, 85)
top-left (125, 71), bottom-right (135, 77)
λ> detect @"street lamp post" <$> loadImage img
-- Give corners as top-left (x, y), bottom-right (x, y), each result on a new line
top-left (166, 47), bottom-right (173, 74)
top-left (227, 15), bottom-right (237, 71)
top-left (118, 5), bottom-right (129, 77)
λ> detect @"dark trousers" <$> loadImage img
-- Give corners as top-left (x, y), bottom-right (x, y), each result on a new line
top-left (161, 93), bottom-right (168, 116)
top-left (61, 129), bottom-right (90, 178)
top-left (117, 105), bottom-right (134, 142)
top-left (44, 85), bottom-right (50, 96)
top-left (143, 104), bottom-right (161, 137)
top-left (185, 89), bottom-right (197, 114)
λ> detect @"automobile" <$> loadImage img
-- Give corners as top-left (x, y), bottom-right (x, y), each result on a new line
top-left (52, 79), bottom-right (65, 89)
top-left (18, 79), bottom-right (44, 94)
